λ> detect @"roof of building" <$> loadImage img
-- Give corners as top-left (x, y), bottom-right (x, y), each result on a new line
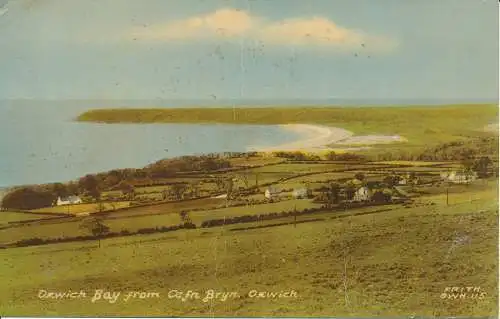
top-left (59, 195), bottom-right (81, 201)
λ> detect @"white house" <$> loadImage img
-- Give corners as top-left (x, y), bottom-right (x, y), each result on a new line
top-left (442, 170), bottom-right (477, 184)
top-left (440, 170), bottom-right (453, 179)
top-left (264, 186), bottom-right (280, 200)
top-left (292, 187), bottom-right (310, 199)
top-left (75, 212), bottom-right (90, 217)
top-left (213, 193), bottom-right (228, 199)
top-left (56, 195), bottom-right (82, 206)
top-left (353, 187), bottom-right (372, 202)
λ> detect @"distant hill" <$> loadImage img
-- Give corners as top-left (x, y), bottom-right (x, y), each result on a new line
top-left (76, 104), bottom-right (498, 154)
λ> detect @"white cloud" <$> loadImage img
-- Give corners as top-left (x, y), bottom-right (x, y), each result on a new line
top-left (130, 8), bottom-right (397, 53)
top-left (132, 8), bottom-right (256, 40)
top-left (259, 17), bottom-right (364, 47)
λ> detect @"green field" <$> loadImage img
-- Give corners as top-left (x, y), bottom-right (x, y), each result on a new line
top-left (0, 211), bottom-right (54, 225)
top-left (373, 161), bottom-right (451, 166)
top-left (104, 213), bottom-right (182, 233)
top-left (248, 163), bottom-right (349, 173)
top-left (189, 199), bottom-right (321, 225)
top-left (76, 105), bottom-right (498, 151)
top-left (31, 202), bottom-right (131, 215)
top-left (0, 220), bottom-right (86, 243)
top-left (0, 183), bottom-right (497, 317)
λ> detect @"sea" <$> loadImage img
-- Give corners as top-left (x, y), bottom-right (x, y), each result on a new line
top-left (0, 98), bottom-right (492, 187)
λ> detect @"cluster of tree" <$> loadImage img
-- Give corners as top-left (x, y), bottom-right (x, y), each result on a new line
top-left (373, 137), bottom-right (498, 162)
top-left (272, 151), bottom-right (321, 161)
top-left (217, 151), bottom-right (259, 158)
top-left (370, 189), bottom-right (393, 203)
top-left (146, 156), bottom-right (231, 178)
top-left (316, 183), bottom-right (342, 208)
top-left (325, 151), bottom-right (367, 162)
top-left (179, 211), bottom-right (193, 224)
top-left (462, 156), bottom-right (494, 178)
top-left (1, 187), bottom-right (55, 210)
top-left (1, 154), bottom-right (232, 210)
top-left (0, 180), bottom-right (86, 210)
top-left (272, 151), bottom-right (366, 162)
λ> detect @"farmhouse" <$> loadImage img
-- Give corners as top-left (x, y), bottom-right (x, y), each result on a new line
top-left (442, 170), bottom-right (477, 184)
top-left (353, 186), bottom-right (372, 202)
top-left (292, 187), bottom-right (310, 199)
top-left (56, 195), bottom-right (82, 206)
top-left (264, 186), bottom-right (280, 200)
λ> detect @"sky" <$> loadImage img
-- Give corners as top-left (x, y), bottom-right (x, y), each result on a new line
top-left (0, 0), bottom-right (498, 101)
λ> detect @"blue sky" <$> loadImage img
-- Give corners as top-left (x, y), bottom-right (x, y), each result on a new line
top-left (0, 0), bottom-right (497, 101)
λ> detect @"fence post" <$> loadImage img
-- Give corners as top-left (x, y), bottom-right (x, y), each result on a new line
top-left (446, 187), bottom-right (449, 206)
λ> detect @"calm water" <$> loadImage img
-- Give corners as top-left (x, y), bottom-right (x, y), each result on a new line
top-left (0, 101), bottom-right (302, 187)
top-left (1, 98), bottom-right (487, 187)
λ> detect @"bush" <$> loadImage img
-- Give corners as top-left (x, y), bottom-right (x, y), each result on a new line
top-left (17, 237), bottom-right (46, 246)
top-left (182, 222), bottom-right (197, 229)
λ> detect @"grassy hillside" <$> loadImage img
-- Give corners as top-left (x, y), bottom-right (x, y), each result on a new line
top-left (76, 105), bottom-right (497, 149)
top-left (0, 183), bottom-right (497, 317)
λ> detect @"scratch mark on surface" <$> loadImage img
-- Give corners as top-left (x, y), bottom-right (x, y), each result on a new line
top-left (342, 255), bottom-right (351, 310)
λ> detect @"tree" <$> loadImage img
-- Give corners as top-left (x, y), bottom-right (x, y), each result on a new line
top-left (372, 191), bottom-right (387, 203)
top-left (372, 189), bottom-right (392, 203)
top-left (326, 151), bottom-right (337, 161)
top-left (66, 181), bottom-right (79, 196)
top-left (80, 217), bottom-right (110, 248)
top-left (189, 182), bottom-right (201, 198)
top-left (215, 177), bottom-right (226, 192)
top-left (79, 174), bottom-right (101, 201)
top-left (225, 178), bottom-right (234, 199)
top-left (103, 175), bottom-right (120, 189)
top-left (240, 173), bottom-right (249, 189)
top-left (118, 181), bottom-right (135, 200)
top-left (1, 187), bottom-right (54, 210)
top-left (179, 211), bottom-right (192, 224)
top-left (171, 184), bottom-right (188, 200)
top-left (52, 183), bottom-right (69, 198)
top-left (327, 183), bottom-right (341, 207)
top-left (473, 156), bottom-right (492, 178)
top-left (354, 173), bottom-right (366, 182)
top-left (344, 183), bottom-right (356, 201)
top-left (383, 175), bottom-right (399, 188)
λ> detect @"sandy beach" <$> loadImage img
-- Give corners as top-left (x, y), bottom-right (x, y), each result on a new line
top-left (336, 135), bottom-right (408, 145)
top-left (483, 123), bottom-right (499, 133)
top-left (249, 124), bottom-right (407, 152)
top-left (249, 124), bottom-right (354, 152)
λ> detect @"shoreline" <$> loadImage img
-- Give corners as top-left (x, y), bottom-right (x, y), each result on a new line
top-left (248, 124), bottom-right (354, 152)
top-left (248, 124), bottom-right (408, 152)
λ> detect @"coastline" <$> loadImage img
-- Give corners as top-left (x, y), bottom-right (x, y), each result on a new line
top-left (249, 124), bottom-right (408, 153)
top-left (248, 124), bottom-right (354, 152)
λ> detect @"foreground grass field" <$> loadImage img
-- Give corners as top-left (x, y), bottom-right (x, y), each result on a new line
top-left (0, 182), bottom-right (497, 317)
